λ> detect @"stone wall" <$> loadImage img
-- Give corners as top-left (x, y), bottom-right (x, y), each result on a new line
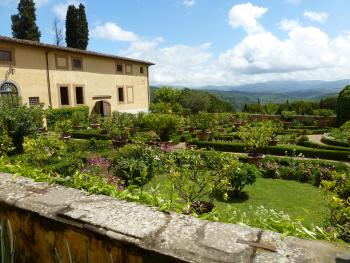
top-left (248, 114), bottom-right (337, 127)
top-left (0, 173), bottom-right (349, 263)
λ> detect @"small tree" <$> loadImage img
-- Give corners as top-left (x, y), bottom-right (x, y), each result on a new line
top-left (53, 17), bottom-right (64, 46)
top-left (237, 121), bottom-right (275, 156)
top-left (11, 0), bottom-right (41, 41)
top-left (0, 96), bottom-right (43, 153)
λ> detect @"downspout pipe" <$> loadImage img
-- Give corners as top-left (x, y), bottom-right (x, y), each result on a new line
top-left (45, 51), bottom-right (52, 107)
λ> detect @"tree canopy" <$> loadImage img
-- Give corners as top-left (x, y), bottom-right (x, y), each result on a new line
top-left (11, 0), bottom-right (41, 41)
top-left (66, 4), bottom-right (89, 50)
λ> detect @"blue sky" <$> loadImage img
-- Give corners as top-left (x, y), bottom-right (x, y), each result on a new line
top-left (1, 0), bottom-right (350, 87)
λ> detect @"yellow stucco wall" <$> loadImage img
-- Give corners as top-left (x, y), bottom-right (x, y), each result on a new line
top-left (0, 40), bottom-right (150, 114)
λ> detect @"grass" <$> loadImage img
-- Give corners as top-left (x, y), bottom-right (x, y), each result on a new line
top-left (147, 175), bottom-right (329, 227)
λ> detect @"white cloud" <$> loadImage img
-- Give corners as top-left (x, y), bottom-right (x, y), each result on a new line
top-left (229, 3), bottom-right (268, 34)
top-left (304, 11), bottom-right (328, 23)
top-left (183, 0), bottom-right (195, 7)
top-left (53, 0), bottom-right (83, 20)
top-left (91, 22), bottom-right (139, 42)
top-left (279, 19), bottom-right (300, 31)
top-left (286, 0), bottom-right (301, 5)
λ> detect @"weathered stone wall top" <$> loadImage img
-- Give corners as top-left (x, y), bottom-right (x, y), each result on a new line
top-left (0, 172), bottom-right (349, 263)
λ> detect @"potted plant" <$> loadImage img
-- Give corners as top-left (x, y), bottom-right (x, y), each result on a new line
top-left (235, 112), bottom-right (249, 129)
top-left (269, 133), bottom-right (279, 146)
top-left (109, 125), bottom-right (129, 148)
top-left (196, 112), bottom-right (214, 141)
top-left (238, 121), bottom-right (274, 167)
top-left (188, 115), bottom-right (196, 133)
top-left (144, 113), bottom-right (180, 142)
top-left (90, 113), bottom-right (102, 129)
top-left (281, 111), bottom-right (296, 128)
top-left (55, 120), bottom-right (72, 141)
top-left (71, 111), bottom-right (86, 130)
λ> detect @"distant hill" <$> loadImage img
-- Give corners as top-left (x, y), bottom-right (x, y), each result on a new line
top-left (152, 80), bottom-right (349, 110)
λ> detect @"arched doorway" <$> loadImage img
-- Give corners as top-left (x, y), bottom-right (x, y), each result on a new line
top-left (92, 100), bottom-right (111, 117)
top-left (0, 81), bottom-right (19, 96)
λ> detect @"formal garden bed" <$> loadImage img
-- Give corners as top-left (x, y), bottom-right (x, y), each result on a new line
top-left (0, 96), bottom-right (349, 245)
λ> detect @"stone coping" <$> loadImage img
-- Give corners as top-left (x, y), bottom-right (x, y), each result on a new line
top-left (0, 172), bottom-right (349, 263)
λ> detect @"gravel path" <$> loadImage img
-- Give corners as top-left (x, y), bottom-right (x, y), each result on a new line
top-left (307, 134), bottom-right (327, 146)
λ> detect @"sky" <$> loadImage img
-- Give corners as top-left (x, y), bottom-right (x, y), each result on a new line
top-left (1, 0), bottom-right (350, 87)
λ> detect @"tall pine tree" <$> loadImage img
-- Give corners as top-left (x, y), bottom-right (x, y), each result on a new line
top-left (65, 5), bottom-right (78, 48)
top-left (77, 4), bottom-right (89, 50)
top-left (65, 4), bottom-right (89, 50)
top-left (11, 0), bottom-right (41, 41)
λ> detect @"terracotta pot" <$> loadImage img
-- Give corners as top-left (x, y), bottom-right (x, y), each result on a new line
top-left (90, 123), bottom-right (100, 129)
top-left (61, 135), bottom-right (71, 142)
top-left (197, 131), bottom-right (211, 141)
top-left (247, 153), bottom-right (265, 167)
top-left (268, 139), bottom-right (279, 146)
top-left (111, 139), bottom-right (127, 148)
top-left (217, 127), bottom-right (225, 133)
top-left (189, 127), bottom-right (196, 133)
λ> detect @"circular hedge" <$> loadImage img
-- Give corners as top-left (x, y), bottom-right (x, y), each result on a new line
top-left (336, 85), bottom-right (350, 125)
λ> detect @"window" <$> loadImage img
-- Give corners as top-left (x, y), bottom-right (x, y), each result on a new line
top-left (29, 97), bottom-right (40, 106)
top-left (125, 64), bottom-right (132, 74)
top-left (127, 86), bottom-right (134, 104)
top-left (75, 86), bottom-right (84, 104)
top-left (0, 50), bottom-right (11, 62)
top-left (116, 64), bottom-right (123, 74)
top-left (72, 57), bottom-right (83, 70)
top-left (59, 86), bottom-right (70, 106)
top-left (55, 54), bottom-right (68, 69)
top-left (117, 87), bottom-right (124, 103)
top-left (140, 66), bottom-right (144, 74)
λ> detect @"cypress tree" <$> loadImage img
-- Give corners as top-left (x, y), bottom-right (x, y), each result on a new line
top-left (77, 4), bottom-right (89, 50)
top-left (65, 5), bottom-right (78, 48)
top-left (65, 4), bottom-right (89, 50)
top-left (336, 85), bottom-right (350, 125)
top-left (11, 0), bottom-right (41, 41)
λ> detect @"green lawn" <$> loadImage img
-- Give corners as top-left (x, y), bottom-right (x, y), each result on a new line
top-left (147, 175), bottom-right (329, 226)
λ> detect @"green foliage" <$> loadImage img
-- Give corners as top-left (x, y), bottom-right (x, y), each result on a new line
top-left (0, 216), bottom-right (16, 263)
top-left (215, 160), bottom-right (259, 199)
top-left (281, 111), bottom-right (296, 121)
top-left (54, 120), bottom-right (72, 137)
top-left (65, 4), bottom-right (89, 49)
top-left (321, 172), bottom-right (350, 242)
top-left (71, 111), bottom-right (88, 127)
top-left (237, 121), bottom-right (276, 153)
top-left (152, 87), bottom-right (181, 104)
top-left (11, 0), bottom-right (41, 41)
top-left (109, 144), bottom-right (161, 186)
top-left (336, 85), bottom-right (350, 125)
top-left (194, 112), bottom-right (216, 131)
top-left (341, 121), bottom-right (350, 139)
top-left (143, 113), bottom-right (180, 141)
top-left (0, 134), bottom-right (14, 157)
top-left (312, 109), bottom-right (335, 117)
top-left (0, 96), bottom-right (43, 153)
top-left (46, 106), bottom-right (89, 129)
top-left (23, 135), bottom-right (64, 167)
top-left (166, 150), bottom-right (224, 213)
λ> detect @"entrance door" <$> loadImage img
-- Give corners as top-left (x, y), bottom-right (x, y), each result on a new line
top-left (92, 100), bottom-right (111, 117)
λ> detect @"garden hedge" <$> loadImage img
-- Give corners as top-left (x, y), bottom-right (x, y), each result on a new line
top-left (71, 131), bottom-right (109, 140)
top-left (297, 139), bottom-right (350, 152)
top-left (321, 136), bottom-right (350, 148)
top-left (190, 140), bottom-right (350, 161)
top-left (46, 106), bottom-right (89, 129)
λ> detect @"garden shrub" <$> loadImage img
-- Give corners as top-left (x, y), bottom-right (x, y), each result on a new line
top-left (46, 106), bottom-right (89, 129)
top-left (23, 135), bottom-right (64, 167)
top-left (312, 109), bottom-right (335, 117)
top-left (109, 144), bottom-right (161, 186)
top-left (143, 113), bottom-right (180, 141)
top-left (336, 85), bottom-right (350, 125)
top-left (0, 133), bottom-right (14, 156)
top-left (0, 96), bottom-right (43, 153)
top-left (70, 131), bottom-right (109, 140)
top-left (215, 160), bottom-right (259, 199)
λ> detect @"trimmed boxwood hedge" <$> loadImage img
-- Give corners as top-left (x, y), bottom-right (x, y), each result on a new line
top-left (321, 136), bottom-right (350, 148)
top-left (297, 139), bottom-right (350, 152)
top-left (190, 140), bottom-right (350, 161)
top-left (46, 106), bottom-right (89, 129)
top-left (71, 131), bottom-right (109, 140)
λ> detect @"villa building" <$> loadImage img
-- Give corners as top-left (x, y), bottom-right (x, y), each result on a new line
top-left (0, 35), bottom-right (154, 116)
